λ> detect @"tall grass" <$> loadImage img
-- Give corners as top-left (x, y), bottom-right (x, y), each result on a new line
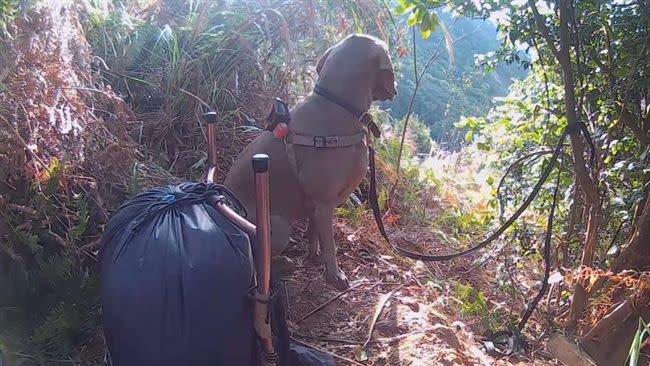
top-left (83, 0), bottom-right (392, 180)
top-left (627, 317), bottom-right (650, 366)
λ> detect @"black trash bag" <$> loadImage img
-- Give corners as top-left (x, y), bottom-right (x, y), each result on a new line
top-left (100, 182), bottom-right (255, 366)
top-left (288, 346), bottom-right (336, 366)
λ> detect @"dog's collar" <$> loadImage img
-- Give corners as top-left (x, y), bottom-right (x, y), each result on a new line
top-left (312, 84), bottom-right (381, 138)
top-left (313, 84), bottom-right (366, 119)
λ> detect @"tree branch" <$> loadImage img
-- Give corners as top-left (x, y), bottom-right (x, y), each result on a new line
top-left (527, 0), bottom-right (561, 61)
top-left (619, 104), bottom-right (649, 147)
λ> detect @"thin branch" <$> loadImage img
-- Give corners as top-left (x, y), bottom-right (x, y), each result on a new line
top-left (527, 0), bottom-right (561, 61)
top-left (361, 285), bottom-right (402, 348)
top-left (394, 22), bottom-right (482, 178)
top-left (296, 281), bottom-right (370, 323)
top-left (412, 26), bottom-right (418, 78)
top-left (496, 149), bottom-right (573, 220)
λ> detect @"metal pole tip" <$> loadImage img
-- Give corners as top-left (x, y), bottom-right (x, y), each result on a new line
top-left (203, 111), bottom-right (218, 124)
top-left (252, 154), bottom-right (269, 173)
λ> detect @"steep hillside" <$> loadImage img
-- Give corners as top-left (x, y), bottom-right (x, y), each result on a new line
top-left (387, 11), bottom-right (527, 147)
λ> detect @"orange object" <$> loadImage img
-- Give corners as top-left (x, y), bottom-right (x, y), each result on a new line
top-left (273, 123), bottom-right (289, 138)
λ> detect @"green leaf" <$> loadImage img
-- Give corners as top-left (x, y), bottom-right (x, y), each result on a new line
top-left (429, 12), bottom-right (439, 32)
top-left (464, 130), bottom-right (474, 142)
top-left (355, 348), bottom-right (368, 362)
top-left (486, 176), bottom-right (494, 185)
top-left (420, 12), bottom-right (432, 38)
top-left (394, 2), bottom-right (415, 16)
top-left (406, 11), bottom-right (418, 26)
top-left (477, 142), bottom-right (491, 151)
top-left (378, 187), bottom-right (388, 212)
top-left (454, 119), bottom-right (468, 128)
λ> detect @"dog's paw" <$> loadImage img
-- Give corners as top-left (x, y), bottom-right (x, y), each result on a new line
top-left (306, 251), bottom-right (324, 264)
top-left (325, 268), bottom-right (349, 290)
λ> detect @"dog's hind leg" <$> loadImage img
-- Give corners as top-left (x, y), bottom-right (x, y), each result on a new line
top-left (270, 215), bottom-right (295, 279)
top-left (313, 202), bottom-right (348, 290)
top-left (305, 215), bottom-right (322, 262)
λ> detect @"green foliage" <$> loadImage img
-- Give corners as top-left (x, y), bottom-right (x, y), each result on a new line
top-left (454, 282), bottom-right (488, 316)
top-left (395, 0), bottom-right (442, 39)
top-left (386, 12), bottom-right (525, 147)
top-left (395, 114), bottom-right (433, 154)
top-left (627, 317), bottom-right (650, 366)
top-left (386, 9), bottom-right (527, 146)
top-left (454, 282), bottom-right (504, 331)
top-left (84, 0), bottom-right (391, 178)
top-left (336, 202), bottom-right (367, 226)
top-left (374, 130), bottom-right (439, 225)
top-left (0, 159), bottom-right (101, 364)
top-left (443, 0), bottom-right (650, 270)
top-left (0, 0), bottom-right (19, 37)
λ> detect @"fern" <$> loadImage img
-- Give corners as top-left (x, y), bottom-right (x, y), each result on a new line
top-left (15, 229), bottom-right (41, 255)
top-left (30, 302), bottom-right (75, 355)
top-left (37, 255), bottom-right (74, 287)
top-left (68, 195), bottom-right (89, 243)
top-left (454, 282), bottom-right (489, 317)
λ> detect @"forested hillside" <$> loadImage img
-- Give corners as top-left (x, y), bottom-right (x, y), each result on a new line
top-left (388, 11), bottom-right (527, 146)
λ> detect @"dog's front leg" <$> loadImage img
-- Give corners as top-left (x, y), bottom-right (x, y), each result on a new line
top-left (313, 202), bottom-right (348, 290)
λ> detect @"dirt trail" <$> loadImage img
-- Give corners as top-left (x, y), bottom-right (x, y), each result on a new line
top-left (283, 214), bottom-right (559, 366)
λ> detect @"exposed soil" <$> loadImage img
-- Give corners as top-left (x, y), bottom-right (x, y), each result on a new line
top-left (282, 213), bottom-right (561, 366)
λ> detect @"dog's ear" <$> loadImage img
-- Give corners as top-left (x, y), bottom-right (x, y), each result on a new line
top-left (316, 46), bottom-right (333, 76)
top-left (373, 45), bottom-right (397, 101)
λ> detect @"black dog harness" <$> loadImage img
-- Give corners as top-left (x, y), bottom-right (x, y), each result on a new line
top-left (275, 85), bottom-right (381, 179)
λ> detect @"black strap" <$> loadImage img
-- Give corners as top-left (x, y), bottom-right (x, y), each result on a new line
top-left (369, 129), bottom-right (569, 262)
top-left (313, 84), bottom-right (365, 119)
top-left (368, 145), bottom-right (390, 240)
top-left (367, 131), bottom-right (565, 357)
top-left (312, 85), bottom-right (382, 140)
top-left (483, 155), bottom-right (562, 357)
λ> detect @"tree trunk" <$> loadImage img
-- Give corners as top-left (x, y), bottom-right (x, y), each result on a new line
top-left (577, 198), bottom-right (650, 364)
top-left (579, 290), bottom-right (650, 366)
top-left (548, 0), bottom-right (603, 334)
top-left (566, 180), bottom-right (583, 266)
top-left (611, 195), bottom-right (650, 272)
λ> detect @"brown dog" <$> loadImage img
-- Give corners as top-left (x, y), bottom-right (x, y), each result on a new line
top-left (224, 34), bottom-right (397, 289)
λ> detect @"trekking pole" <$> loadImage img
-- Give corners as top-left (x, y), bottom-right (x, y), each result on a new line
top-left (252, 154), bottom-right (278, 366)
top-left (203, 111), bottom-right (219, 183)
top-left (200, 113), bottom-right (276, 363)
top-left (202, 111), bottom-right (256, 236)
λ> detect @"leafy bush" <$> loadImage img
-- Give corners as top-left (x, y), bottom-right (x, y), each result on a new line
top-left (0, 160), bottom-right (103, 365)
top-left (454, 282), bottom-right (505, 332)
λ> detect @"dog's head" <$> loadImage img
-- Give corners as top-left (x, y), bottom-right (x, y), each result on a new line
top-left (316, 34), bottom-right (397, 101)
